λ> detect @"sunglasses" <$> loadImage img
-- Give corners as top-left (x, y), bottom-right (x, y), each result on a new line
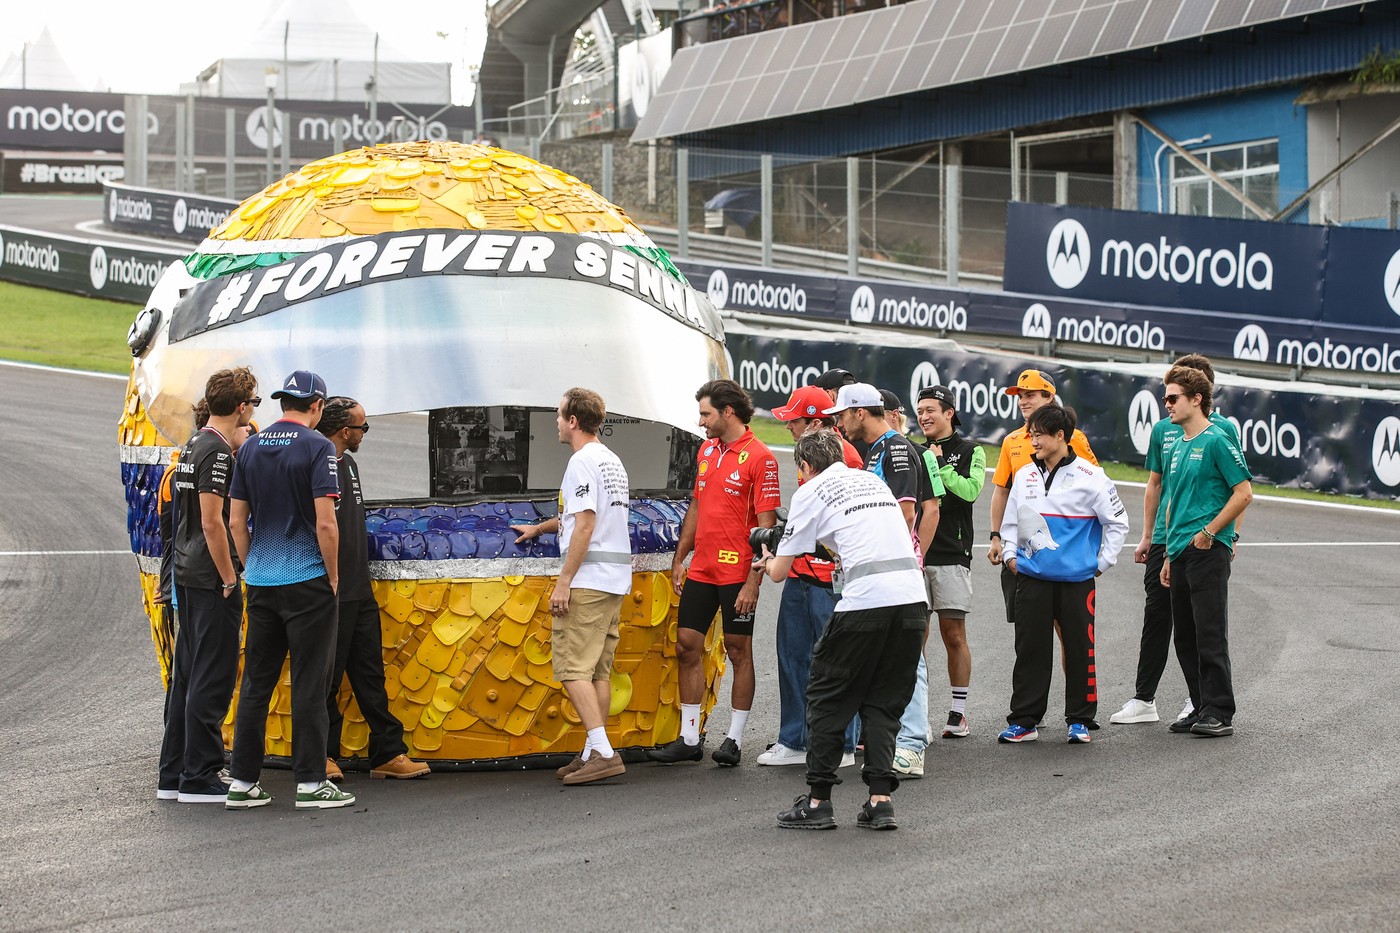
top-left (1162, 393), bottom-right (1187, 405)
top-left (350, 423), bottom-right (370, 433)
top-left (244, 396), bottom-right (262, 406)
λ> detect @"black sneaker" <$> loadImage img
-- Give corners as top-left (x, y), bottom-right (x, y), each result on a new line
top-left (647, 736), bottom-right (705, 764)
top-left (1190, 715), bottom-right (1234, 737)
top-left (857, 799), bottom-right (898, 831)
top-left (942, 710), bottom-right (970, 738)
top-left (1168, 714), bottom-right (1202, 734)
top-left (712, 737), bottom-right (741, 767)
top-left (776, 795), bottom-right (836, 830)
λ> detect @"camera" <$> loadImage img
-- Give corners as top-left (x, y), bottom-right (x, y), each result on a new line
top-left (749, 508), bottom-right (788, 557)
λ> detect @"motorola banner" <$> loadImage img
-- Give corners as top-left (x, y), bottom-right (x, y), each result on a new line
top-left (141, 96), bottom-right (477, 160)
top-left (1, 88), bottom-right (475, 158)
top-left (103, 182), bottom-right (238, 244)
top-left (0, 224), bottom-right (183, 303)
top-left (726, 329), bottom-right (1400, 499)
top-left (1005, 202), bottom-right (1331, 321)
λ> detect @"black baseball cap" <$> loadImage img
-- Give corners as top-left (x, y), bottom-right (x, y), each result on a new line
top-left (878, 388), bottom-right (904, 413)
top-left (814, 369), bottom-right (855, 390)
top-left (917, 384), bottom-right (962, 427)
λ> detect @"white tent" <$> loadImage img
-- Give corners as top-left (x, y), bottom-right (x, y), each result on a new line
top-left (0, 27), bottom-right (85, 91)
top-left (193, 0), bottom-right (451, 103)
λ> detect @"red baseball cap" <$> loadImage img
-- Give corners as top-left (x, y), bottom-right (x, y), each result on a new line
top-left (772, 385), bottom-right (832, 422)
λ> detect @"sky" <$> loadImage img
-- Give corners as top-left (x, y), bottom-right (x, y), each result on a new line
top-left (2, 0), bottom-right (490, 103)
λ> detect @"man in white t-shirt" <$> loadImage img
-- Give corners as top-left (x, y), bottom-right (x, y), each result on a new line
top-left (755, 430), bottom-right (927, 832)
top-left (512, 388), bottom-right (633, 786)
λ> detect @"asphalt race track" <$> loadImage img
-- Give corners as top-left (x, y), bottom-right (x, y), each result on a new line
top-left (1, 362), bottom-right (1398, 932)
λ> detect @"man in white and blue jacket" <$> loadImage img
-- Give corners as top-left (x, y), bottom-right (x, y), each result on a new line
top-left (998, 404), bottom-right (1128, 745)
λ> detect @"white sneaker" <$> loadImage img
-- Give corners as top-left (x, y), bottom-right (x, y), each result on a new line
top-left (1109, 698), bottom-right (1160, 724)
top-left (1178, 699), bottom-right (1195, 722)
top-left (892, 747), bottom-right (924, 778)
top-left (839, 751), bottom-right (856, 768)
top-left (756, 743), bottom-right (806, 767)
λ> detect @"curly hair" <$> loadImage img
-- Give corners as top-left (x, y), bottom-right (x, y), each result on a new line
top-left (316, 396), bottom-right (360, 437)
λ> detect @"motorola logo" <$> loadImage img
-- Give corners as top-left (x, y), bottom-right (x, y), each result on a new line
top-left (1022, 303), bottom-right (1052, 339)
top-left (90, 246), bottom-right (108, 290)
top-left (108, 194), bottom-right (118, 223)
top-left (1385, 249), bottom-right (1400, 316)
top-left (246, 105), bottom-right (284, 150)
top-left (631, 51), bottom-right (653, 118)
top-left (908, 361), bottom-right (940, 416)
top-left (1128, 390), bottom-right (1161, 456)
top-left (850, 285), bottom-right (875, 323)
top-left (1233, 324), bottom-right (1270, 362)
top-left (1374, 416), bottom-right (1400, 487)
top-left (173, 199), bottom-right (188, 235)
top-left (1045, 218), bottom-right (1090, 289)
top-left (706, 269), bottom-right (729, 309)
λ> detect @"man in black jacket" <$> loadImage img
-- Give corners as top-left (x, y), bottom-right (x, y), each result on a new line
top-left (317, 397), bottom-right (431, 782)
top-left (916, 385), bottom-right (986, 739)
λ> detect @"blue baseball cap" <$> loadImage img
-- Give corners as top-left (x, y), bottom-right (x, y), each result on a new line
top-left (270, 370), bottom-right (328, 401)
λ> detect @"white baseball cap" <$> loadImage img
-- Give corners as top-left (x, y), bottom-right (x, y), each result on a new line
top-left (822, 382), bottom-right (883, 415)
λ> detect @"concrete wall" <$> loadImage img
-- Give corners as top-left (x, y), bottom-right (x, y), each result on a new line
top-left (1307, 89), bottom-right (1400, 227)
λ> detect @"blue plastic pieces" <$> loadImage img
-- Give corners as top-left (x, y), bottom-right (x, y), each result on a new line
top-left (121, 463), bottom-right (688, 564)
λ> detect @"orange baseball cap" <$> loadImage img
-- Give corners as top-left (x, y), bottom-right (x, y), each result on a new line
top-left (1005, 369), bottom-right (1057, 396)
top-left (772, 384), bottom-right (833, 422)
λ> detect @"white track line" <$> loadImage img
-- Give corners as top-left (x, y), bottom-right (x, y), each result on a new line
top-left (0, 359), bottom-right (127, 380)
top-left (0, 549), bottom-right (131, 556)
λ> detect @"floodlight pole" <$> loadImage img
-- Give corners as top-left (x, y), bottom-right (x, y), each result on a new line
top-left (265, 68), bottom-right (278, 186)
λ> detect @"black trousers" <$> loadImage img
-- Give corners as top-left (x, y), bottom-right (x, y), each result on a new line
top-left (158, 585), bottom-right (242, 791)
top-left (805, 602), bottom-right (925, 800)
top-left (1009, 575), bottom-right (1098, 728)
top-left (1000, 564), bottom-right (1016, 623)
top-left (1134, 543), bottom-right (1173, 702)
top-left (1170, 543), bottom-right (1235, 723)
top-left (327, 597), bottom-right (408, 767)
top-left (230, 577), bottom-right (338, 784)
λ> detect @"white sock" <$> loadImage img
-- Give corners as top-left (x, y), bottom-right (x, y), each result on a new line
top-left (229, 779), bottom-right (254, 793)
top-left (951, 687), bottom-right (969, 716)
top-left (726, 708), bottom-right (750, 746)
top-left (587, 726), bottom-right (614, 758)
top-left (581, 734), bottom-right (595, 761)
top-left (680, 703), bottom-right (702, 744)
top-left (297, 781), bottom-right (321, 793)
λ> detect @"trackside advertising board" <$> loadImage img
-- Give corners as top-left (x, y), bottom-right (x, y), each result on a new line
top-left (0, 224), bottom-right (183, 303)
top-left (1006, 202), bottom-right (1400, 333)
top-left (103, 183), bottom-right (237, 244)
top-left (725, 328), bottom-right (1400, 500)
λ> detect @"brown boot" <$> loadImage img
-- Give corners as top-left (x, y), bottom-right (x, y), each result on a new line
top-left (370, 754), bottom-right (431, 780)
top-left (562, 752), bottom-right (626, 786)
top-left (326, 758), bottom-right (345, 783)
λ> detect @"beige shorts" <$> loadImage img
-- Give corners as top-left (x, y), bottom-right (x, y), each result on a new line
top-left (923, 565), bottom-right (973, 618)
top-left (551, 589), bottom-right (624, 682)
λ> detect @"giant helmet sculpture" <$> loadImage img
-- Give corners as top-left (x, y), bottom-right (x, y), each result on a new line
top-left (119, 141), bottom-right (731, 766)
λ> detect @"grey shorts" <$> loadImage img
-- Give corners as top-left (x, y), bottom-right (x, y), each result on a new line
top-left (923, 565), bottom-right (973, 618)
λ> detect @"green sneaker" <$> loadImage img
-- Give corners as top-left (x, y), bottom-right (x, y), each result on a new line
top-left (296, 780), bottom-right (356, 810)
top-left (225, 783), bottom-right (273, 809)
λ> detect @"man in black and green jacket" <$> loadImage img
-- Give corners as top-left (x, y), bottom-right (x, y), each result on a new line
top-left (916, 385), bottom-right (986, 739)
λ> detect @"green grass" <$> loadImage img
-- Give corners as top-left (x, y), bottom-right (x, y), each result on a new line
top-left (0, 281), bottom-right (137, 375)
top-left (751, 417), bottom-right (1399, 511)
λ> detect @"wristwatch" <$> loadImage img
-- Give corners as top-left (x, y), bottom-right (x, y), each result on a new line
top-left (989, 531), bottom-right (1001, 541)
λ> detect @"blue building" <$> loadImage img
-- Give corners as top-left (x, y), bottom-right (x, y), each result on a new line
top-left (633, 0), bottom-right (1400, 228)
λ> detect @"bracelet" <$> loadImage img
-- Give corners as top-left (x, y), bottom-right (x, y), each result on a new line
top-left (222, 581), bottom-right (238, 590)
top-left (1200, 528), bottom-right (1216, 541)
